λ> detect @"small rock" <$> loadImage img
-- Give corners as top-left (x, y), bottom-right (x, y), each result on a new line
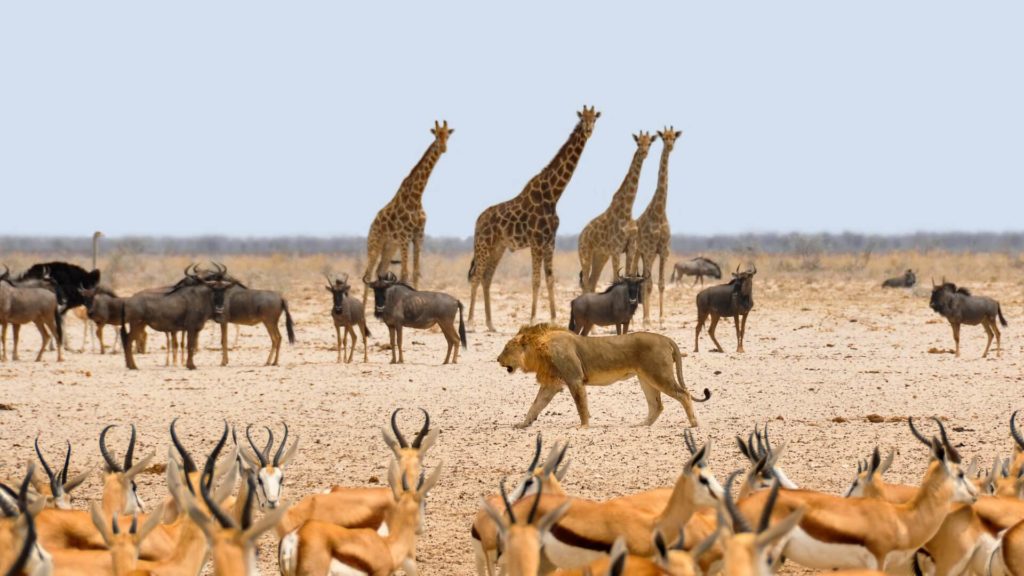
top-left (866, 414), bottom-right (885, 423)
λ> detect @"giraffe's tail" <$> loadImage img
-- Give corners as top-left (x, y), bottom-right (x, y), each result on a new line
top-left (468, 257), bottom-right (477, 282)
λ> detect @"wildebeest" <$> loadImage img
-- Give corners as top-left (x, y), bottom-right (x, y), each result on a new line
top-left (78, 286), bottom-right (125, 354)
top-left (0, 266), bottom-right (64, 362)
top-left (567, 274), bottom-right (645, 336)
top-left (369, 272), bottom-right (467, 364)
top-left (120, 268), bottom-right (231, 370)
top-left (694, 265), bottom-right (757, 353)
top-left (326, 274), bottom-right (370, 363)
top-left (206, 264), bottom-right (295, 367)
top-left (882, 269), bottom-right (916, 288)
top-left (670, 257), bottom-right (722, 286)
top-left (19, 261), bottom-right (100, 351)
top-left (929, 279), bottom-right (1007, 357)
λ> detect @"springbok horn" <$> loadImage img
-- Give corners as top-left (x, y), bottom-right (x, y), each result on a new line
top-left (1011, 411), bottom-right (1024, 451)
top-left (527, 481), bottom-right (544, 524)
top-left (411, 409), bottom-right (430, 450)
top-left (908, 417), bottom-right (931, 447)
top-left (99, 425), bottom-right (123, 473)
top-left (757, 479), bottom-right (781, 533)
top-left (245, 425), bottom-right (268, 468)
top-left (169, 418), bottom-right (198, 478)
top-left (390, 409), bottom-right (408, 449)
top-left (60, 440), bottom-right (71, 486)
top-left (527, 432), bottom-right (543, 472)
top-left (260, 427), bottom-right (273, 466)
top-left (124, 424), bottom-right (136, 472)
top-left (724, 470), bottom-right (753, 534)
top-left (273, 423), bottom-right (289, 467)
top-left (240, 473), bottom-right (257, 530)
top-left (931, 417), bottom-right (961, 464)
top-left (499, 477), bottom-right (516, 525)
top-left (34, 437), bottom-right (59, 497)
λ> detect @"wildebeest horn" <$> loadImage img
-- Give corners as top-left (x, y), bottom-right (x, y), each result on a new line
top-left (99, 425), bottom-right (123, 473)
top-left (1011, 411), bottom-right (1024, 451)
top-left (735, 264), bottom-right (741, 274)
top-left (390, 409), bottom-right (408, 449)
top-left (411, 409), bottom-right (430, 450)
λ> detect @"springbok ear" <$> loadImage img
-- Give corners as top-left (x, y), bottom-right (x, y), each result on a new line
top-left (755, 507), bottom-right (804, 549)
top-left (537, 500), bottom-right (571, 535)
top-left (418, 461), bottom-right (444, 497)
top-left (125, 453), bottom-right (155, 480)
top-left (387, 459), bottom-right (402, 500)
top-left (417, 429), bottom-right (440, 455)
top-left (89, 501), bottom-right (113, 546)
top-left (279, 437), bottom-right (300, 466)
top-left (965, 456), bottom-right (979, 479)
top-left (607, 536), bottom-right (627, 575)
top-left (137, 502), bottom-right (166, 545)
top-left (879, 448), bottom-right (896, 475)
top-left (652, 529), bottom-right (668, 560)
top-left (63, 467), bottom-right (93, 493)
top-left (381, 427), bottom-right (402, 458)
top-left (242, 503), bottom-right (289, 543)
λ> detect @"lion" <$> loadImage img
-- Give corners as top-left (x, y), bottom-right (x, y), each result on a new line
top-left (497, 324), bottom-right (711, 429)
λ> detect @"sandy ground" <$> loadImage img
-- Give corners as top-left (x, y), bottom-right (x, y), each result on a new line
top-left (1, 258), bottom-right (1022, 575)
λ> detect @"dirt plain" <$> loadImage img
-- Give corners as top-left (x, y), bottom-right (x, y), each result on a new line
top-left (1, 250), bottom-right (1022, 575)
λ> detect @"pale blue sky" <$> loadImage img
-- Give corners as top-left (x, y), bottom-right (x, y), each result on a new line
top-left (2, 2), bottom-right (1021, 237)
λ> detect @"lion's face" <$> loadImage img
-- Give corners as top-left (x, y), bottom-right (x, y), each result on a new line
top-left (497, 337), bottom-right (527, 374)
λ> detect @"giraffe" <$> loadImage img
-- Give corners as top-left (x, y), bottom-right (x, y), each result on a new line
top-left (467, 106), bottom-right (600, 332)
top-left (577, 131), bottom-right (656, 293)
top-left (636, 126), bottom-right (682, 328)
top-left (362, 120), bottom-right (453, 291)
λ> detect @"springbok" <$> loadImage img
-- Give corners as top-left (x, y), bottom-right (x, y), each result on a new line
top-left (737, 418), bottom-right (977, 572)
top-left (33, 437), bottom-right (90, 510)
top-left (480, 480), bottom-right (572, 576)
top-left (720, 473), bottom-right (806, 576)
top-left (0, 466), bottom-right (52, 576)
top-left (237, 423), bottom-right (299, 510)
top-left (279, 458), bottom-right (443, 576)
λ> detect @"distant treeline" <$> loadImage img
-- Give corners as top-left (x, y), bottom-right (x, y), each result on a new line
top-left (1, 232), bottom-right (1022, 257)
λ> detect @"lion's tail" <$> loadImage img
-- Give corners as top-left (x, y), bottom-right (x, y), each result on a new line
top-left (673, 341), bottom-right (711, 403)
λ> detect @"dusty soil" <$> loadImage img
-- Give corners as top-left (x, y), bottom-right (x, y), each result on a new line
top-left (1, 260), bottom-right (1022, 574)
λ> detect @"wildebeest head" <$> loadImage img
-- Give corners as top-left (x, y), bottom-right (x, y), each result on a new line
top-left (731, 265), bottom-right (757, 297)
top-left (929, 279), bottom-right (963, 314)
top-left (624, 274), bottom-right (647, 306)
top-left (904, 269), bottom-right (916, 286)
top-left (430, 120), bottom-right (454, 154)
top-left (369, 272), bottom-right (399, 319)
top-left (198, 275), bottom-right (238, 318)
top-left (325, 274), bottom-right (351, 315)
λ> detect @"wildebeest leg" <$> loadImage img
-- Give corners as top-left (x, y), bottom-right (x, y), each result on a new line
top-left (514, 385), bottom-right (561, 429)
top-left (992, 318), bottom-right (1002, 356)
top-left (734, 316), bottom-right (744, 353)
top-left (97, 324), bottom-right (106, 354)
top-left (639, 380), bottom-right (664, 426)
top-left (740, 313), bottom-right (749, 352)
top-left (164, 333), bottom-right (171, 366)
top-left (396, 326), bottom-right (405, 363)
top-left (708, 315), bottom-right (724, 353)
top-left (232, 324), bottom-right (240, 350)
top-left (345, 326), bottom-right (357, 364)
top-left (580, 323), bottom-right (592, 337)
top-left (220, 322), bottom-right (230, 366)
top-left (361, 322), bottom-right (369, 363)
top-left (266, 320), bottom-right (282, 366)
top-left (982, 321), bottom-right (994, 358)
top-left (0, 322), bottom-right (6, 361)
top-left (388, 326), bottom-right (398, 364)
top-left (694, 311), bottom-right (707, 353)
top-left (335, 325), bottom-right (343, 363)
top-left (48, 317), bottom-right (62, 362)
top-left (185, 330), bottom-right (198, 370)
top-left (12, 324), bottom-right (20, 361)
top-left (34, 320), bottom-right (48, 362)
top-left (691, 275), bottom-right (700, 287)
top-left (951, 322), bottom-right (961, 357)
top-left (439, 319), bottom-right (459, 365)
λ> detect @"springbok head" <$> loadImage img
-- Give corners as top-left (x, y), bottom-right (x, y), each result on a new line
top-left (381, 408), bottom-right (438, 482)
top-left (33, 436), bottom-right (90, 510)
top-left (99, 424), bottom-right (153, 516)
top-left (238, 422), bottom-right (299, 510)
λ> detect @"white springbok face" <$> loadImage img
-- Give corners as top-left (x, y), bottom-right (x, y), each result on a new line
top-left (240, 423), bottom-right (298, 510)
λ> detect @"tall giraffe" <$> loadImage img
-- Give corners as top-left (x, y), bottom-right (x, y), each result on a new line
top-left (468, 107), bottom-right (600, 332)
top-left (577, 131), bottom-right (656, 293)
top-left (636, 126), bottom-right (682, 327)
top-left (362, 120), bottom-right (453, 289)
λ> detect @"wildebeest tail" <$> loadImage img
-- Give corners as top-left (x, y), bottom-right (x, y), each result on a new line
top-left (568, 308), bottom-right (577, 332)
top-left (458, 302), bottom-right (467, 347)
top-left (998, 304), bottom-right (1008, 327)
top-left (119, 302), bottom-right (130, 356)
top-left (53, 306), bottom-right (63, 348)
top-left (467, 257), bottom-right (477, 282)
top-left (283, 299), bottom-right (296, 344)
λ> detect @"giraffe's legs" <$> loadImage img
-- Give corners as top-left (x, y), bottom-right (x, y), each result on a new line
top-left (543, 246), bottom-right (557, 322)
top-left (657, 248), bottom-right (668, 327)
top-left (399, 243), bottom-right (410, 284)
top-left (577, 243), bottom-right (593, 293)
top-left (471, 245), bottom-right (504, 332)
top-left (412, 234), bottom-right (423, 288)
top-left (586, 254), bottom-right (609, 294)
top-left (529, 248), bottom-right (543, 325)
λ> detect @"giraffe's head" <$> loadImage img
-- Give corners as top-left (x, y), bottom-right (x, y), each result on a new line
top-left (658, 126), bottom-right (683, 151)
top-left (633, 131), bottom-right (657, 157)
top-left (576, 106), bottom-right (601, 138)
top-left (431, 120), bottom-right (454, 153)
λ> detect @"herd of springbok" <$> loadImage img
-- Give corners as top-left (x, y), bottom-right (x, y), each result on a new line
top-left (6, 410), bottom-right (1024, 575)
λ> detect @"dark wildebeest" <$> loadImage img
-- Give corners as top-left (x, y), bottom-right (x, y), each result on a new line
top-left (670, 257), bottom-right (722, 287)
top-left (78, 286), bottom-right (125, 354)
top-left (0, 266), bottom-right (64, 362)
top-left (567, 274), bottom-right (646, 336)
top-left (206, 264), bottom-right (295, 367)
top-left (120, 269), bottom-right (233, 370)
top-left (369, 272), bottom-right (467, 364)
top-left (694, 265), bottom-right (757, 353)
top-left (325, 274), bottom-right (370, 364)
top-left (929, 279), bottom-right (1007, 357)
top-left (882, 269), bottom-right (916, 288)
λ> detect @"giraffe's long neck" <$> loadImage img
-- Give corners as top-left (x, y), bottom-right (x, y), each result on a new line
top-left (524, 122), bottom-right (590, 206)
top-left (609, 147), bottom-right (647, 220)
top-left (399, 140), bottom-right (443, 202)
top-left (643, 145), bottom-right (672, 218)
